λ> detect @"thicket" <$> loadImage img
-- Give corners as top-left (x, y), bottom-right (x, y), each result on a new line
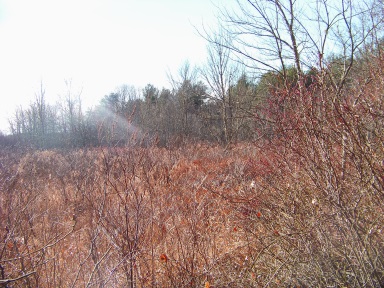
top-left (1, 0), bottom-right (384, 286)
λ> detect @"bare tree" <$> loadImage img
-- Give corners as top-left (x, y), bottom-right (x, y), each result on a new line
top-left (169, 62), bottom-right (207, 142)
top-left (220, 0), bottom-right (383, 90)
top-left (54, 80), bottom-right (86, 147)
top-left (202, 31), bottom-right (239, 144)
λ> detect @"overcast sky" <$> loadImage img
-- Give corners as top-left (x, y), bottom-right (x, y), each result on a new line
top-left (0, 0), bottom-right (231, 134)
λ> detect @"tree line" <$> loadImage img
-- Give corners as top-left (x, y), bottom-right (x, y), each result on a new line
top-left (4, 59), bottom-right (380, 150)
top-left (5, 64), bottom-right (261, 148)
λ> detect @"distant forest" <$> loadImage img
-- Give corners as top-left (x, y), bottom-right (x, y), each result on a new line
top-left (4, 66), bottom-right (262, 148)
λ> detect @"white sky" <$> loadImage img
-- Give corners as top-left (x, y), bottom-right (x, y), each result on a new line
top-left (0, 0), bottom-right (230, 134)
